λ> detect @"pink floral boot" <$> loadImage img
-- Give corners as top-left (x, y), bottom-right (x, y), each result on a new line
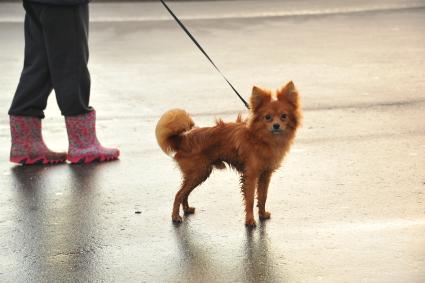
top-left (65, 110), bottom-right (120, 164)
top-left (10, 116), bottom-right (67, 165)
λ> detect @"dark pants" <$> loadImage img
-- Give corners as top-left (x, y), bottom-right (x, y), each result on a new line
top-left (8, 1), bottom-right (92, 119)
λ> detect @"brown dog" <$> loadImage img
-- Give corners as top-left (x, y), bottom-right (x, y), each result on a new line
top-left (156, 81), bottom-right (302, 226)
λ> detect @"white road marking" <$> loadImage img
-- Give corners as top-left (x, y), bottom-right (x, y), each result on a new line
top-left (0, 3), bottom-right (424, 23)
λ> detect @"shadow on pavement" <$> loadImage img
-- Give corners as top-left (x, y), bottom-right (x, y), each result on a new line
top-left (172, 220), bottom-right (220, 282)
top-left (243, 221), bottom-right (285, 283)
top-left (9, 164), bottom-right (108, 282)
top-left (172, 219), bottom-right (286, 282)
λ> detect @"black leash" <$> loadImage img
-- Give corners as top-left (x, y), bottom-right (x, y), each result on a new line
top-left (159, 0), bottom-right (250, 110)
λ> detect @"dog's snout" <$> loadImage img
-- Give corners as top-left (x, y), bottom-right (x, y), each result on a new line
top-left (273, 123), bottom-right (280, 130)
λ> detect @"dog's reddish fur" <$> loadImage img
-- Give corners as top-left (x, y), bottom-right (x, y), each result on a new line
top-left (156, 81), bottom-right (302, 226)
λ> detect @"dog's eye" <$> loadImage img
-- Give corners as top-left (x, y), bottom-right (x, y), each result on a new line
top-left (281, 113), bottom-right (288, 120)
top-left (265, 114), bottom-right (272, 121)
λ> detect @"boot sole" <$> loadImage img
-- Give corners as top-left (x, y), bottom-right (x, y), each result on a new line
top-left (10, 156), bottom-right (67, 166)
top-left (68, 153), bottom-right (119, 164)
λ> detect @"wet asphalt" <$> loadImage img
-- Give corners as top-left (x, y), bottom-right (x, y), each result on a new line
top-left (0, 1), bottom-right (425, 282)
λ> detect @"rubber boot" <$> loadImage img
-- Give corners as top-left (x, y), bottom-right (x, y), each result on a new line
top-left (10, 116), bottom-right (67, 165)
top-left (65, 110), bottom-right (120, 164)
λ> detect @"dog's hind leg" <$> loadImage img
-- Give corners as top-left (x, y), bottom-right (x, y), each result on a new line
top-left (172, 166), bottom-right (212, 222)
top-left (172, 180), bottom-right (192, 223)
top-left (182, 192), bottom-right (196, 215)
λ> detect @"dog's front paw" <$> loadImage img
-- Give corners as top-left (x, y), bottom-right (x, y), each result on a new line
top-left (172, 214), bottom-right (183, 223)
top-left (183, 207), bottom-right (196, 215)
top-left (259, 211), bottom-right (271, 220)
top-left (245, 218), bottom-right (257, 227)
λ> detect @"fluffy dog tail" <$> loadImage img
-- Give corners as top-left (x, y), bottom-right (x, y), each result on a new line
top-left (155, 109), bottom-right (195, 155)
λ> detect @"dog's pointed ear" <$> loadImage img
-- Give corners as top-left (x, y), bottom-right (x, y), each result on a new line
top-left (277, 81), bottom-right (299, 106)
top-left (251, 86), bottom-right (271, 111)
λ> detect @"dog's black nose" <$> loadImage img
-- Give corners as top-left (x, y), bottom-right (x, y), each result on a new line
top-left (273, 123), bottom-right (280, 130)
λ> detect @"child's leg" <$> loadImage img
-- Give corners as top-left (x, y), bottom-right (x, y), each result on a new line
top-left (17, 3), bottom-right (119, 164)
top-left (8, 2), bottom-right (53, 119)
top-left (40, 4), bottom-right (92, 116)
